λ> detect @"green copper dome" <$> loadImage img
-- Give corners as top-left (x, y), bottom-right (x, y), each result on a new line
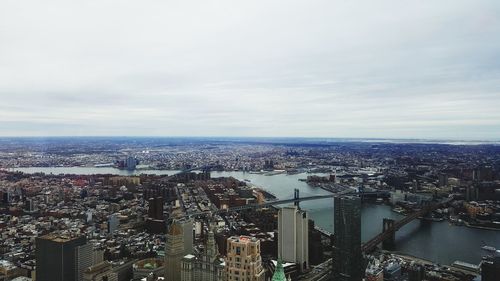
top-left (272, 259), bottom-right (287, 281)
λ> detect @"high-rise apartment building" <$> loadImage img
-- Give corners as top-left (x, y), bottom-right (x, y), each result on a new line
top-left (35, 233), bottom-right (89, 281)
top-left (277, 206), bottom-right (309, 271)
top-left (225, 236), bottom-right (265, 281)
top-left (332, 196), bottom-right (364, 281)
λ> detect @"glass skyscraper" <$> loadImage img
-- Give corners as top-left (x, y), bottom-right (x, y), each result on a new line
top-left (332, 196), bottom-right (364, 281)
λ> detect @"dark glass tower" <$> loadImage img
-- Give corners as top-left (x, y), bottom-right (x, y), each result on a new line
top-left (332, 196), bottom-right (363, 281)
top-left (35, 234), bottom-right (88, 281)
top-left (148, 197), bottom-right (164, 220)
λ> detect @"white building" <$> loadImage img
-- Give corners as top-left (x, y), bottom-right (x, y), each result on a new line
top-left (278, 206), bottom-right (309, 272)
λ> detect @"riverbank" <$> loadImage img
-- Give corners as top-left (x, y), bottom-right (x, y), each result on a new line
top-left (387, 252), bottom-right (479, 277)
top-left (464, 221), bottom-right (500, 231)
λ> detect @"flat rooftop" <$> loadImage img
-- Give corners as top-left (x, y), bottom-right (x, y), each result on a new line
top-left (39, 232), bottom-right (84, 243)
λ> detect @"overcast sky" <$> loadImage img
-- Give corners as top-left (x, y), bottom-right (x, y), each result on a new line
top-left (1, 1), bottom-right (499, 139)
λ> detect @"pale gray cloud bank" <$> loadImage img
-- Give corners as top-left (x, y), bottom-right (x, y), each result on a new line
top-left (1, 0), bottom-right (500, 139)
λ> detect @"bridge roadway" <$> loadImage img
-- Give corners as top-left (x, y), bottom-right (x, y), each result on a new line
top-left (163, 165), bottom-right (216, 180)
top-left (184, 189), bottom-right (388, 217)
top-left (361, 196), bottom-right (453, 252)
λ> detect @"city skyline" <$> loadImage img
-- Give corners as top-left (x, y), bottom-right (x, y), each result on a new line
top-left (2, 1), bottom-right (500, 280)
top-left (1, 136), bottom-right (500, 280)
top-left (1, 1), bottom-right (500, 139)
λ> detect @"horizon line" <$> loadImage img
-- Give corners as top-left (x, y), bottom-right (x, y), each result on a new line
top-left (0, 135), bottom-right (499, 144)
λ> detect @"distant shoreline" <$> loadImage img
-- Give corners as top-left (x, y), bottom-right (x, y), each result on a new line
top-left (0, 136), bottom-right (499, 145)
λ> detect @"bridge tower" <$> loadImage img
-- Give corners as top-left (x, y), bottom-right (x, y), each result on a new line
top-left (359, 185), bottom-right (365, 202)
top-left (294, 188), bottom-right (300, 209)
top-left (382, 218), bottom-right (396, 250)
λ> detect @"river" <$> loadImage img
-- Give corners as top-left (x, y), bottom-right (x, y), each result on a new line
top-left (13, 167), bottom-right (500, 265)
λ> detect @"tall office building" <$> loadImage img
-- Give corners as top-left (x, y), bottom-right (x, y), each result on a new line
top-left (181, 218), bottom-right (194, 255)
top-left (146, 197), bottom-right (167, 234)
top-left (181, 229), bottom-right (224, 281)
top-left (224, 236), bottom-right (265, 281)
top-left (332, 196), bottom-right (364, 281)
top-left (36, 233), bottom-right (89, 281)
top-left (165, 220), bottom-right (187, 281)
top-left (76, 243), bottom-right (93, 281)
top-left (148, 197), bottom-right (164, 220)
top-left (277, 206), bottom-right (309, 271)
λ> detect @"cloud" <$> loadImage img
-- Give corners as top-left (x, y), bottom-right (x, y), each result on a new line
top-left (0, 0), bottom-right (500, 139)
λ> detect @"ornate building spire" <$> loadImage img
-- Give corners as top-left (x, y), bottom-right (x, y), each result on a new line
top-left (272, 259), bottom-right (287, 281)
top-left (206, 226), bottom-right (218, 258)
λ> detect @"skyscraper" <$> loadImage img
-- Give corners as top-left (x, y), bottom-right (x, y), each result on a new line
top-left (148, 197), bottom-right (164, 220)
top-left (165, 220), bottom-right (193, 281)
top-left (35, 233), bottom-right (89, 281)
top-left (125, 156), bottom-right (137, 170)
top-left (277, 206), bottom-right (309, 271)
top-left (332, 196), bottom-right (364, 281)
top-left (76, 243), bottom-right (93, 281)
top-left (165, 220), bottom-right (188, 281)
top-left (224, 236), bottom-right (265, 281)
top-left (146, 197), bottom-right (166, 234)
top-left (181, 218), bottom-right (194, 256)
top-left (181, 228), bottom-right (224, 281)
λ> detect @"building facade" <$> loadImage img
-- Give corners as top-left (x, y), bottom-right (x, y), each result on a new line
top-left (277, 206), bottom-right (309, 271)
top-left (224, 236), bottom-right (265, 281)
top-left (165, 220), bottom-right (190, 281)
top-left (133, 258), bottom-right (165, 280)
top-left (35, 233), bottom-right (88, 281)
top-left (181, 219), bottom-right (194, 256)
top-left (83, 261), bottom-right (118, 281)
top-left (108, 213), bottom-right (119, 234)
top-left (332, 196), bottom-right (364, 281)
top-left (181, 230), bottom-right (224, 281)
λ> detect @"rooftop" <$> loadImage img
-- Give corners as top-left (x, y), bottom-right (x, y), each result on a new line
top-left (39, 232), bottom-right (84, 243)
